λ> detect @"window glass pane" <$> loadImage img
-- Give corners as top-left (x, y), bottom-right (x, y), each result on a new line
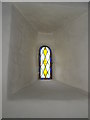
top-left (39, 46), bottom-right (52, 79)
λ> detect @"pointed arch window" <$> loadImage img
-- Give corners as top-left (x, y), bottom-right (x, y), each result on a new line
top-left (39, 46), bottom-right (52, 79)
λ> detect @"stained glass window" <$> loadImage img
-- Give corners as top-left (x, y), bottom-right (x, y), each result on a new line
top-left (39, 46), bottom-right (52, 79)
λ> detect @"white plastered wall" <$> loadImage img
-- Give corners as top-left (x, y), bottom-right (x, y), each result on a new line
top-left (36, 32), bottom-right (56, 80)
top-left (2, 3), bottom-right (88, 118)
top-left (3, 3), bottom-right (88, 96)
top-left (3, 4), bottom-right (38, 95)
top-left (2, 2), bottom-right (12, 103)
top-left (54, 12), bottom-right (88, 92)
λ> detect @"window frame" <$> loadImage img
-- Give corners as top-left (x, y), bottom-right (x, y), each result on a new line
top-left (39, 45), bottom-right (52, 80)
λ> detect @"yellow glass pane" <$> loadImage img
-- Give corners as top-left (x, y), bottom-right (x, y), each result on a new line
top-left (44, 58), bottom-right (47, 66)
top-left (43, 68), bottom-right (47, 77)
top-left (43, 48), bottom-right (47, 56)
